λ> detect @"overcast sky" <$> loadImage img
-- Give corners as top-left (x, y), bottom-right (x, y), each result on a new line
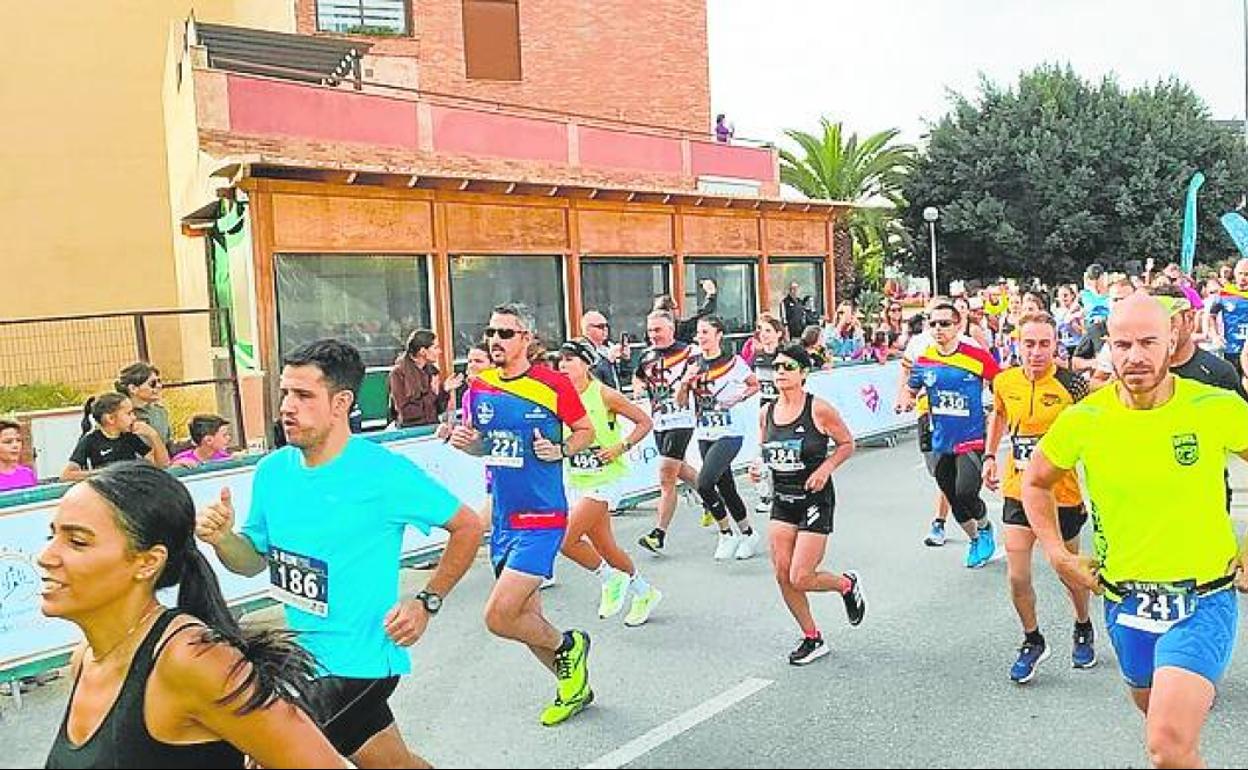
top-left (708, 0), bottom-right (1247, 146)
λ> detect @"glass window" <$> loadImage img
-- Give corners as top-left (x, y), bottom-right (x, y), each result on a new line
top-left (274, 254), bottom-right (430, 368)
top-left (317, 0), bottom-right (409, 35)
top-left (683, 260), bottom-right (757, 337)
top-left (450, 255), bottom-right (566, 357)
top-left (767, 259), bottom-right (825, 318)
top-left (580, 260), bottom-right (670, 346)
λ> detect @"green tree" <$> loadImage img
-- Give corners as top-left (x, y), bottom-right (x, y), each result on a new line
top-left (900, 65), bottom-right (1248, 286)
top-left (779, 120), bottom-right (916, 296)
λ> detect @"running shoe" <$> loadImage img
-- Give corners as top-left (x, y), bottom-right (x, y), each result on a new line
top-left (539, 688), bottom-right (594, 726)
top-left (734, 530), bottom-right (761, 560)
top-left (1072, 625), bottom-right (1097, 669)
top-left (841, 570), bottom-right (866, 626)
top-left (701, 509), bottom-right (716, 527)
top-left (714, 531), bottom-right (741, 560)
top-left (972, 523), bottom-right (996, 568)
top-left (598, 571), bottom-right (629, 619)
top-left (789, 636), bottom-right (829, 666)
top-left (1009, 639), bottom-right (1050, 684)
top-left (554, 630), bottom-right (591, 703)
top-left (539, 575), bottom-right (557, 590)
top-left (624, 587), bottom-right (663, 627)
top-left (638, 529), bottom-right (664, 555)
top-left (924, 519), bottom-right (947, 547)
top-left (964, 537), bottom-right (980, 568)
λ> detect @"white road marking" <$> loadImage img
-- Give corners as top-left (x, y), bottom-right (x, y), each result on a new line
top-left (582, 677), bottom-right (774, 769)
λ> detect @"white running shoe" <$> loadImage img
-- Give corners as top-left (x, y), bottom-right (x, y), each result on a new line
top-left (714, 531), bottom-right (741, 560)
top-left (734, 530), bottom-right (761, 560)
top-left (539, 575), bottom-right (557, 590)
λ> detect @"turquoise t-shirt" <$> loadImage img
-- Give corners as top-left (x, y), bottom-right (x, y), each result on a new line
top-left (241, 437), bottom-right (460, 678)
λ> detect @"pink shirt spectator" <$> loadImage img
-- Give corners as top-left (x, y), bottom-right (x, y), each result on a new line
top-left (0, 465), bottom-right (37, 492)
top-left (171, 448), bottom-right (231, 467)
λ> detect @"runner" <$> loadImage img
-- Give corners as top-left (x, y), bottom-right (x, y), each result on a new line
top-left (751, 313), bottom-right (784, 513)
top-left (447, 303), bottom-right (597, 726)
top-left (41, 462), bottom-right (346, 768)
top-left (197, 340), bottom-right (484, 768)
top-left (1207, 257), bottom-right (1248, 378)
top-left (678, 316), bottom-right (762, 560)
top-left (750, 343), bottom-right (865, 665)
top-left (634, 310), bottom-right (703, 554)
top-left (898, 301), bottom-right (1000, 568)
top-left (982, 312), bottom-right (1094, 683)
top-left (1023, 293), bottom-right (1248, 768)
top-left (555, 339), bottom-right (662, 626)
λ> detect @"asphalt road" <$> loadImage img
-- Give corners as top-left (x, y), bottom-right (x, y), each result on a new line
top-left (5, 438), bottom-right (1248, 768)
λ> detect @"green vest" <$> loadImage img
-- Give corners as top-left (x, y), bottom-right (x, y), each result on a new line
top-left (566, 379), bottom-right (628, 488)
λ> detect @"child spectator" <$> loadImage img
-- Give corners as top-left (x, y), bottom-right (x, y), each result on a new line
top-left (0, 418), bottom-right (37, 492)
top-left (170, 414), bottom-right (234, 468)
top-left (61, 394), bottom-right (169, 481)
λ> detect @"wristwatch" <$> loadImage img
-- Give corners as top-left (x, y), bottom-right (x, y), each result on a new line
top-left (414, 590), bottom-right (442, 615)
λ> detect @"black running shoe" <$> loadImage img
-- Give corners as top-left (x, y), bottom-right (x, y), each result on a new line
top-left (788, 635), bottom-right (829, 666)
top-left (841, 571), bottom-right (866, 626)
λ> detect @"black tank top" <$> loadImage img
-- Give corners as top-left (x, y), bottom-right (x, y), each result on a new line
top-left (752, 349), bottom-right (779, 405)
top-left (762, 394), bottom-right (830, 491)
top-left (46, 610), bottom-right (244, 769)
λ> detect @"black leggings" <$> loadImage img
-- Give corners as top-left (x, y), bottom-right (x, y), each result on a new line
top-left (697, 437), bottom-right (748, 525)
top-left (933, 451), bottom-right (987, 525)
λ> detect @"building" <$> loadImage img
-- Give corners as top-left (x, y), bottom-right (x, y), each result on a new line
top-left (9, 1), bottom-right (850, 443)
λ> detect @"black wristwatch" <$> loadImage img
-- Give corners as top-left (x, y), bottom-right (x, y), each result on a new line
top-left (414, 590), bottom-right (442, 615)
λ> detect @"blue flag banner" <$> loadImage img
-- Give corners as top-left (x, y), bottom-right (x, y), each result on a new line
top-left (1222, 212), bottom-right (1248, 257)
top-left (1180, 171), bottom-right (1205, 274)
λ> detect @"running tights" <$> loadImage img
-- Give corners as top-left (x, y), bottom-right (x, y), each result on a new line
top-left (697, 437), bottom-right (748, 524)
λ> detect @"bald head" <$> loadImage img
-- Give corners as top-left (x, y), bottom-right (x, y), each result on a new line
top-left (1234, 258), bottom-right (1248, 290)
top-left (581, 311), bottom-right (609, 345)
top-left (1107, 293), bottom-right (1174, 398)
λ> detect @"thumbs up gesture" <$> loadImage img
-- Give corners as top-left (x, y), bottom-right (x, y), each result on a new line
top-left (531, 427), bottom-right (564, 463)
top-left (195, 487), bottom-right (236, 546)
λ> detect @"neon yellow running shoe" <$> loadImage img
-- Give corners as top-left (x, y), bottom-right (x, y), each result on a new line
top-left (554, 630), bottom-right (591, 702)
top-left (700, 509), bottom-right (715, 527)
top-left (539, 687), bottom-right (594, 726)
top-left (598, 571), bottom-right (629, 619)
top-left (624, 587), bottom-right (662, 627)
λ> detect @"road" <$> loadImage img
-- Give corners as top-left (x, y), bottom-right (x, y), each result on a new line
top-left (5, 437), bottom-right (1248, 768)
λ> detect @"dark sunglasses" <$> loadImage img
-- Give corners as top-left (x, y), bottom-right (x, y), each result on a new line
top-left (929, 319), bottom-right (956, 328)
top-left (774, 360), bottom-right (804, 372)
top-left (484, 327), bottom-right (521, 340)
top-left (587, 322), bottom-right (609, 330)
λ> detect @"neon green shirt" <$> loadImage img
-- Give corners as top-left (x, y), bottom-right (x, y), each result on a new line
top-left (1038, 377), bottom-right (1248, 585)
top-left (566, 379), bottom-right (628, 489)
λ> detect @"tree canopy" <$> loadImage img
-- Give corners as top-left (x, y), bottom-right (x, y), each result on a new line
top-left (899, 65), bottom-right (1248, 286)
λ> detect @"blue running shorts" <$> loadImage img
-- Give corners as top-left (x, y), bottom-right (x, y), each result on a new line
top-left (1103, 588), bottom-right (1238, 689)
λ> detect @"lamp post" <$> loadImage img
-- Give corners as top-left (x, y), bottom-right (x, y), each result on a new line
top-left (923, 206), bottom-right (940, 296)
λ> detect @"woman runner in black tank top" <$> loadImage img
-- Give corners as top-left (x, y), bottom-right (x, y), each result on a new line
top-left (749, 344), bottom-right (866, 666)
top-left (39, 462), bottom-right (345, 769)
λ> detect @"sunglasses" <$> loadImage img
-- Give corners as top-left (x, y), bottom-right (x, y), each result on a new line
top-left (484, 327), bottom-right (521, 340)
top-left (929, 319), bottom-right (956, 328)
top-left (774, 360), bottom-right (804, 372)
top-left (587, 322), bottom-right (609, 330)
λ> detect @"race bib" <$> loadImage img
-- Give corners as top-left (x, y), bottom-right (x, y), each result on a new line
top-left (569, 446), bottom-right (606, 474)
top-left (1117, 582), bottom-right (1197, 634)
top-left (763, 439), bottom-right (804, 473)
top-left (484, 429), bottom-right (524, 468)
top-left (268, 547), bottom-right (329, 617)
top-left (759, 377), bottom-right (778, 402)
top-left (653, 397), bottom-right (695, 431)
top-left (931, 391), bottom-right (969, 417)
top-left (1011, 435), bottom-right (1039, 470)
top-left (698, 408), bottom-right (733, 439)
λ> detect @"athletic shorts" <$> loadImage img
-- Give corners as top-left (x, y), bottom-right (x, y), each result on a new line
top-left (1104, 587), bottom-right (1238, 690)
top-left (305, 675), bottom-right (400, 756)
top-left (917, 413), bottom-right (934, 453)
top-left (1001, 498), bottom-right (1087, 542)
top-left (567, 479), bottom-right (623, 509)
top-left (769, 484), bottom-right (835, 534)
top-left (655, 428), bottom-right (694, 461)
top-left (490, 527), bottom-right (564, 579)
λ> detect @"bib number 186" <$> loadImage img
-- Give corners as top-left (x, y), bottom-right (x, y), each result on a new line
top-left (268, 547), bottom-right (329, 617)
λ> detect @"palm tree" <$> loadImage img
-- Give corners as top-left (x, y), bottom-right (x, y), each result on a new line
top-left (779, 119), bottom-right (915, 295)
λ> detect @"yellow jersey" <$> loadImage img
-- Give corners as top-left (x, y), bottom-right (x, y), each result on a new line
top-left (992, 365), bottom-right (1086, 505)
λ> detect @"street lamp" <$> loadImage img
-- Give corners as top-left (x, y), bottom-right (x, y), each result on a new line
top-left (923, 206), bottom-right (940, 295)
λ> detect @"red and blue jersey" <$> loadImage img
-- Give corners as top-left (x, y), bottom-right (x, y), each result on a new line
top-left (467, 365), bottom-right (586, 530)
top-left (1212, 286), bottom-right (1248, 355)
top-left (908, 342), bottom-right (1000, 454)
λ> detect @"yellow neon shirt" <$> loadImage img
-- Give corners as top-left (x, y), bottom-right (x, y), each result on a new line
top-left (1038, 377), bottom-right (1248, 585)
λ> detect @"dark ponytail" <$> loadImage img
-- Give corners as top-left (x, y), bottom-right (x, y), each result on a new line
top-left (81, 393), bottom-right (128, 435)
top-left (86, 462), bottom-right (317, 715)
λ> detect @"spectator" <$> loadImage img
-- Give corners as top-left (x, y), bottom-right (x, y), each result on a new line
top-left (800, 324), bottom-right (829, 369)
top-left (388, 329), bottom-right (460, 428)
top-left (116, 363), bottom-right (172, 453)
top-left (62, 394), bottom-right (169, 481)
top-left (1072, 278), bottom-right (1136, 374)
top-left (1053, 283), bottom-right (1084, 362)
top-left (1219, 262), bottom-right (1235, 285)
top-left (825, 300), bottom-right (865, 360)
top-left (856, 327), bottom-right (891, 364)
top-left (0, 418), bottom-right (37, 492)
top-left (1161, 261), bottom-right (1205, 310)
top-left (581, 310), bottom-right (628, 388)
top-left (170, 415), bottom-right (234, 468)
top-left (714, 113), bottom-right (734, 143)
top-left (780, 282), bottom-right (811, 340)
top-left (1079, 263), bottom-right (1110, 325)
top-left (655, 279), bottom-right (718, 343)
top-left (878, 300), bottom-right (908, 352)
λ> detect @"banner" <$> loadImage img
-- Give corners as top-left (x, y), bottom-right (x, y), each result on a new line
top-left (1181, 171), bottom-right (1205, 275)
top-left (0, 361), bottom-right (912, 671)
top-left (1222, 212), bottom-right (1248, 257)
